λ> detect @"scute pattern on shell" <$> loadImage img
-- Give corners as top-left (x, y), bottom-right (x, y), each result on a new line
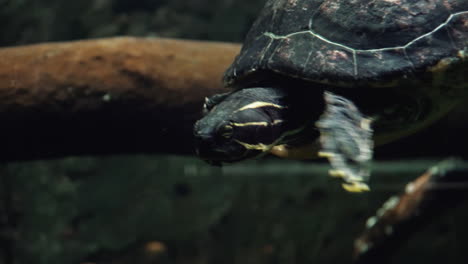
top-left (225, 0), bottom-right (468, 87)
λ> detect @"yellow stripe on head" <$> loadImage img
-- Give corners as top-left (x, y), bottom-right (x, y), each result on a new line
top-left (234, 140), bottom-right (274, 151)
top-left (231, 121), bottom-right (269, 127)
top-left (235, 101), bottom-right (285, 112)
top-left (231, 119), bottom-right (284, 127)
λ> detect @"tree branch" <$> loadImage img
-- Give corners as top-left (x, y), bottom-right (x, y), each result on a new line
top-left (353, 159), bottom-right (468, 263)
top-left (0, 37), bottom-right (240, 160)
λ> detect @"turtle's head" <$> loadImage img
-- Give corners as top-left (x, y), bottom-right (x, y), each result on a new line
top-left (194, 87), bottom-right (301, 163)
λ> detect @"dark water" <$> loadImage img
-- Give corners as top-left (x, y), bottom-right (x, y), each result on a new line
top-left (1, 1), bottom-right (468, 264)
top-left (2, 156), bottom-right (468, 264)
top-left (0, 0), bottom-right (262, 46)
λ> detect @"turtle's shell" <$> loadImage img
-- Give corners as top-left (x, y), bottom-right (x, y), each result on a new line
top-left (224, 0), bottom-right (468, 88)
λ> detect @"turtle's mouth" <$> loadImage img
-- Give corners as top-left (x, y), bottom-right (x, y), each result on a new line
top-left (202, 155), bottom-right (251, 166)
top-left (194, 134), bottom-right (265, 164)
top-left (196, 144), bottom-right (262, 165)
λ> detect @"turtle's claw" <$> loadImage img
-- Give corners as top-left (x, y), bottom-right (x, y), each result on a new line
top-left (328, 169), bottom-right (347, 178)
top-left (203, 92), bottom-right (232, 114)
top-left (342, 181), bottom-right (371, 193)
top-left (328, 169), bottom-right (370, 192)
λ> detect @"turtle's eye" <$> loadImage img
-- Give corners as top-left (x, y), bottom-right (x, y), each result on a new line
top-left (218, 124), bottom-right (233, 139)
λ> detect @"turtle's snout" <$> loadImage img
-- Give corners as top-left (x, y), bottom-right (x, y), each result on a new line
top-left (193, 129), bottom-right (215, 153)
top-left (193, 118), bottom-right (249, 163)
top-left (193, 120), bottom-right (225, 160)
top-left (193, 119), bottom-right (218, 142)
top-left (193, 120), bottom-right (212, 141)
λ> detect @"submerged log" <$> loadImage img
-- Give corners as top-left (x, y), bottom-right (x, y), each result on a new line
top-left (353, 159), bottom-right (468, 264)
top-left (0, 37), bottom-right (240, 160)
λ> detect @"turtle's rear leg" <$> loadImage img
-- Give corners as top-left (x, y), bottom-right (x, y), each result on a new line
top-left (316, 92), bottom-right (374, 192)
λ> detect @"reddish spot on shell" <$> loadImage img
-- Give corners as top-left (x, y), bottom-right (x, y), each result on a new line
top-left (382, 0), bottom-right (401, 4)
top-left (327, 50), bottom-right (349, 60)
top-left (443, 0), bottom-right (452, 10)
top-left (463, 18), bottom-right (468, 28)
top-left (321, 0), bottom-right (340, 15)
top-left (288, 0), bottom-right (298, 6)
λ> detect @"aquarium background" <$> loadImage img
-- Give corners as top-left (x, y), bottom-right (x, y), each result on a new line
top-left (0, 0), bottom-right (468, 264)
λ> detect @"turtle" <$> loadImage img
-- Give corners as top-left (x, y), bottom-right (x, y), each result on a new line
top-left (193, 0), bottom-right (468, 192)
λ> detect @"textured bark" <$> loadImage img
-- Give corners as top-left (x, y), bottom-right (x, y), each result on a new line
top-left (353, 159), bottom-right (468, 264)
top-left (0, 37), bottom-right (240, 160)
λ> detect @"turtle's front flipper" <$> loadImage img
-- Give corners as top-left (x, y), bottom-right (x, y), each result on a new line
top-left (203, 92), bottom-right (232, 114)
top-left (316, 92), bottom-right (374, 192)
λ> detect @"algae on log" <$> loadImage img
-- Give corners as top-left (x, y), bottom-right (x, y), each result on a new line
top-left (0, 37), bottom-right (240, 160)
